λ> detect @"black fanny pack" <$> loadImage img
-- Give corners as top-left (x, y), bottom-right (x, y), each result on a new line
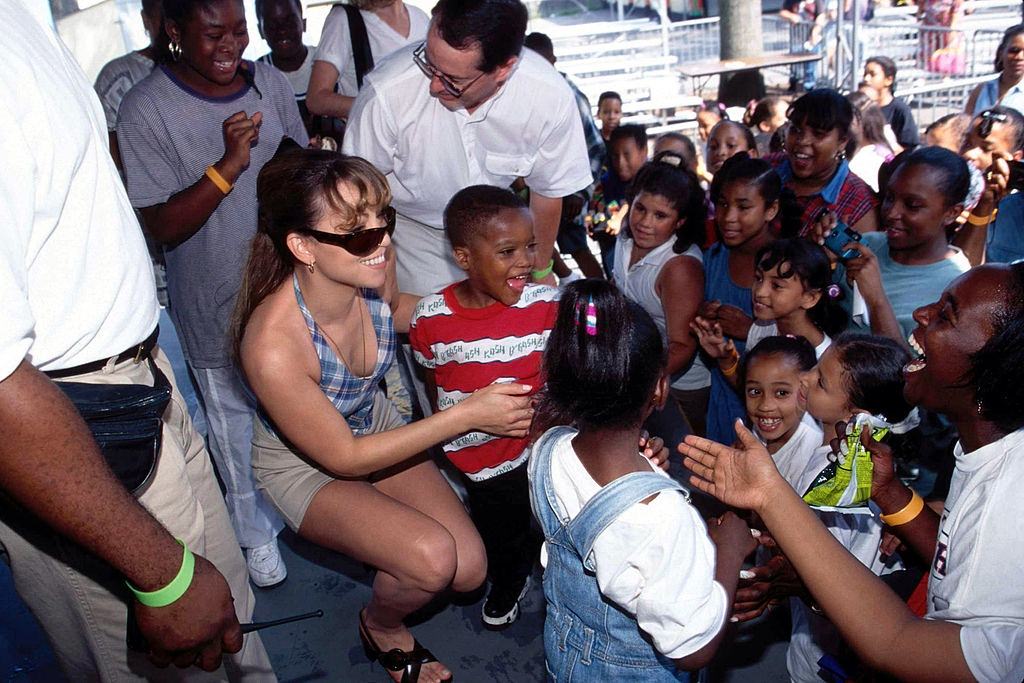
top-left (50, 352), bottom-right (171, 495)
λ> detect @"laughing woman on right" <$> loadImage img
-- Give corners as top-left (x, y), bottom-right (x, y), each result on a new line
top-left (681, 264), bottom-right (1024, 683)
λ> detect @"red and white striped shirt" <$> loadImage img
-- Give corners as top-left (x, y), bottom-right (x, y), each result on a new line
top-left (409, 283), bottom-right (559, 481)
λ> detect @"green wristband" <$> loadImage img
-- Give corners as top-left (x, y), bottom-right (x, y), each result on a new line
top-left (532, 259), bottom-right (555, 280)
top-left (127, 540), bottom-right (195, 608)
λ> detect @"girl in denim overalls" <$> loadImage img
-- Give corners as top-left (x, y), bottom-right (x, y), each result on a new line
top-left (529, 280), bottom-right (758, 682)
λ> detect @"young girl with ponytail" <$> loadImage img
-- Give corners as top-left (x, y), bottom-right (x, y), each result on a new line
top-left (530, 279), bottom-right (756, 681)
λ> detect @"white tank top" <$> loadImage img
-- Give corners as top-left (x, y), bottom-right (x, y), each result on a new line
top-left (613, 234), bottom-right (711, 390)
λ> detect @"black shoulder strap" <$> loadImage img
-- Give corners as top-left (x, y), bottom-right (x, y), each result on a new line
top-left (342, 3), bottom-right (374, 90)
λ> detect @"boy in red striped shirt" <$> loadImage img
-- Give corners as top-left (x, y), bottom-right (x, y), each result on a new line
top-left (409, 185), bottom-right (559, 629)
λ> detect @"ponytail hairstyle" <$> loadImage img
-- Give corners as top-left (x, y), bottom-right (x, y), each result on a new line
top-left (741, 334), bottom-right (817, 386)
top-left (710, 153), bottom-right (802, 237)
top-left (744, 96), bottom-right (784, 131)
top-left (230, 148), bottom-right (392, 358)
top-left (756, 238), bottom-right (849, 337)
top-left (831, 333), bottom-right (914, 425)
top-left (626, 154), bottom-right (707, 253)
top-left (831, 333), bottom-right (919, 459)
top-left (536, 279), bottom-right (666, 432)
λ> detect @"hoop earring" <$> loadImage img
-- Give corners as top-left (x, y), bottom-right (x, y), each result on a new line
top-left (307, 261), bottom-right (315, 274)
top-left (169, 41), bottom-right (181, 62)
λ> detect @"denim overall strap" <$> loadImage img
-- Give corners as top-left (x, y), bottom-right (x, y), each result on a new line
top-left (568, 471), bottom-right (686, 572)
top-left (528, 425), bottom-right (576, 530)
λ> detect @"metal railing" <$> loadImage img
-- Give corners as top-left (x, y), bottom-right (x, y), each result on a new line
top-left (900, 74), bottom-right (991, 130)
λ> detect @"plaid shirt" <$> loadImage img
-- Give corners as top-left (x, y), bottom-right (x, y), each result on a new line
top-left (293, 275), bottom-right (395, 434)
top-left (765, 153), bottom-right (878, 237)
top-left (564, 74), bottom-right (605, 181)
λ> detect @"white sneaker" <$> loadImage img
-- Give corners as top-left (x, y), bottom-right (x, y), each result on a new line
top-left (247, 539), bottom-right (287, 588)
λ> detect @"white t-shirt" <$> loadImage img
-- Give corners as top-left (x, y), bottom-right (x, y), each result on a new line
top-left (779, 438), bottom-right (904, 683)
top-left (0, 1), bottom-right (158, 380)
top-left (539, 430), bottom-right (729, 660)
top-left (928, 429), bottom-right (1024, 683)
top-left (746, 320), bottom-right (831, 359)
top-left (258, 46), bottom-right (315, 101)
top-left (343, 47), bottom-right (592, 293)
top-left (313, 4), bottom-right (428, 97)
top-left (612, 234), bottom-right (711, 391)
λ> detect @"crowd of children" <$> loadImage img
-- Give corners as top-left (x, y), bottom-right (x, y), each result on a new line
top-left (73, 2), bottom-right (1024, 681)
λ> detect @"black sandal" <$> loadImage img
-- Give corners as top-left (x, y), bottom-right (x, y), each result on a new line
top-left (358, 609), bottom-right (453, 683)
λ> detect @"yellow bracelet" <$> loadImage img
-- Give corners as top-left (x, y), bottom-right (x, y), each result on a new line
top-left (205, 165), bottom-right (233, 195)
top-left (721, 358), bottom-right (740, 377)
top-left (966, 210), bottom-right (996, 226)
top-left (880, 490), bottom-right (924, 526)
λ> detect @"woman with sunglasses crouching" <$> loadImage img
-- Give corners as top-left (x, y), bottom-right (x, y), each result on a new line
top-left (232, 149), bottom-right (534, 683)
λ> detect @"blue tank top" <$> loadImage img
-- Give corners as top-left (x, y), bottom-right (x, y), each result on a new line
top-left (702, 243), bottom-right (753, 444)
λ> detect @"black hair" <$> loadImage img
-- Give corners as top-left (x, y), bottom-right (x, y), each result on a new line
top-left (142, 0), bottom-right (162, 15)
top-left (608, 123), bottom-right (647, 151)
top-left (699, 99), bottom-right (728, 119)
top-left (924, 112), bottom-right (972, 148)
top-left (755, 238), bottom-right (849, 337)
top-left (710, 153), bottom-right (802, 238)
top-left (254, 0), bottom-right (301, 20)
top-left (744, 96), bottom-right (785, 129)
top-left (654, 134), bottom-right (698, 172)
top-left (832, 333), bottom-right (914, 424)
top-left (769, 122), bottom-right (789, 154)
top-left (970, 263), bottom-right (1024, 432)
top-left (444, 184), bottom-right (528, 247)
top-left (537, 279), bottom-right (666, 431)
top-left (994, 24), bottom-right (1024, 72)
top-left (625, 158), bottom-right (707, 253)
top-left (847, 91), bottom-right (890, 152)
top-left (894, 146), bottom-right (971, 210)
top-left (598, 91), bottom-right (621, 107)
top-left (865, 55), bottom-right (897, 94)
top-left (431, 0), bottom-right (527, 73)
top-left (741, 334), bottom-right (817, 386)
top-left (787, 88), bottom-right (854, 141)
top-left (708, 120), bottom-right (757, 153)
top-left (523, 31), bottom-right (554, 60)
top-left (163, 0), bottom-right (220, 24)
top-left (975, 105), bottom-right (1024, 152)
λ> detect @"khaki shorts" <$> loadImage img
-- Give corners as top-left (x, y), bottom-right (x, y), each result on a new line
top-left (252, 391), bottom-right (406, 531)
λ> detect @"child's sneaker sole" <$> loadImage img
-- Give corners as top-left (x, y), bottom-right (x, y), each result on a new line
top-left (481, 576), bottom-right (532, 630)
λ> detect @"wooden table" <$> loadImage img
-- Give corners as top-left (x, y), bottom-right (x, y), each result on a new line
top-left (678, 52), bottom-right (823, 96)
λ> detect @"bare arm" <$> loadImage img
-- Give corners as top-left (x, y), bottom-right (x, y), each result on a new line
top-left (306, 60), bottom-right (356, 120)
top-left (656, 256), bottom-right (704, 378)
top-left (138, 111), bottom-right (261, 246)
top-left (0, 361), bottom-right (242, 669)
top-left (851, 205), bottom-right (879, 234)
top-left (964, 83), bottom-right (981, 115)
top-left (530, 191), bottom-right (563, 286)
top-left (680, 425), bottom-right (975, 683)
top-left (242, 336), bottom-right (534, 477)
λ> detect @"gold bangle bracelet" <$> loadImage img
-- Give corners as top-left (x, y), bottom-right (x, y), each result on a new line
top-left (205, 165), bottom-right (233, 195)
top-left (880, 490), bottom-right (924, 526)
top-left (966, 210), bottom-right (996, 226)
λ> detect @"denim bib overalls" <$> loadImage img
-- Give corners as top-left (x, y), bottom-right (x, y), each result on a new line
top-left (529, 426), bottom-right (693, 682)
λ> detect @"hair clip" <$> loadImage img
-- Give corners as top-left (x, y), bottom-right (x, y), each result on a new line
top-left (827, 284), bottom-right (842, 299)
top-left (585, 296), bottom-right (598, 336)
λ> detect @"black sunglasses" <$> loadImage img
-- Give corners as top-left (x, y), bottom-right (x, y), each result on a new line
top-left (302, 206), bottom-right (396, 257)
top-left (977, 110), bottom-right (1008, 138)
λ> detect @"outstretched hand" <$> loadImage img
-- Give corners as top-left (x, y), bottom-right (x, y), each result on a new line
top-left (678, 419), bottom-right (781, 512)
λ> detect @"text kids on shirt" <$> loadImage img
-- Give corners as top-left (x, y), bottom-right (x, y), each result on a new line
top-left (775, 333), bottom-right (918, 682)
top-left (409, 185), bottom-right (558, 630)
top-left (529, 279), bottom-right (757, 681)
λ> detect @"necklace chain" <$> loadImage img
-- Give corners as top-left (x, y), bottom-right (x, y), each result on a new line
top-left (318, 293), bottom-right (372, 381)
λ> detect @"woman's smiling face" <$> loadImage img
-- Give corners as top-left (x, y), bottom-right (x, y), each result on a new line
top-left (904, 267), bottom-right (1006, 417)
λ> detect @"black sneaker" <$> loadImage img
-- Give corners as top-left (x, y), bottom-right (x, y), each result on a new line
top-left (481, 576), bottom-right (531, 630)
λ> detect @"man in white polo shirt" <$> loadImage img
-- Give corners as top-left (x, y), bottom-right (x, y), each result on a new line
top-left (0, 2), bottom-right (273, 679)
top-left (342, 0), bottom-right (593, 296)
